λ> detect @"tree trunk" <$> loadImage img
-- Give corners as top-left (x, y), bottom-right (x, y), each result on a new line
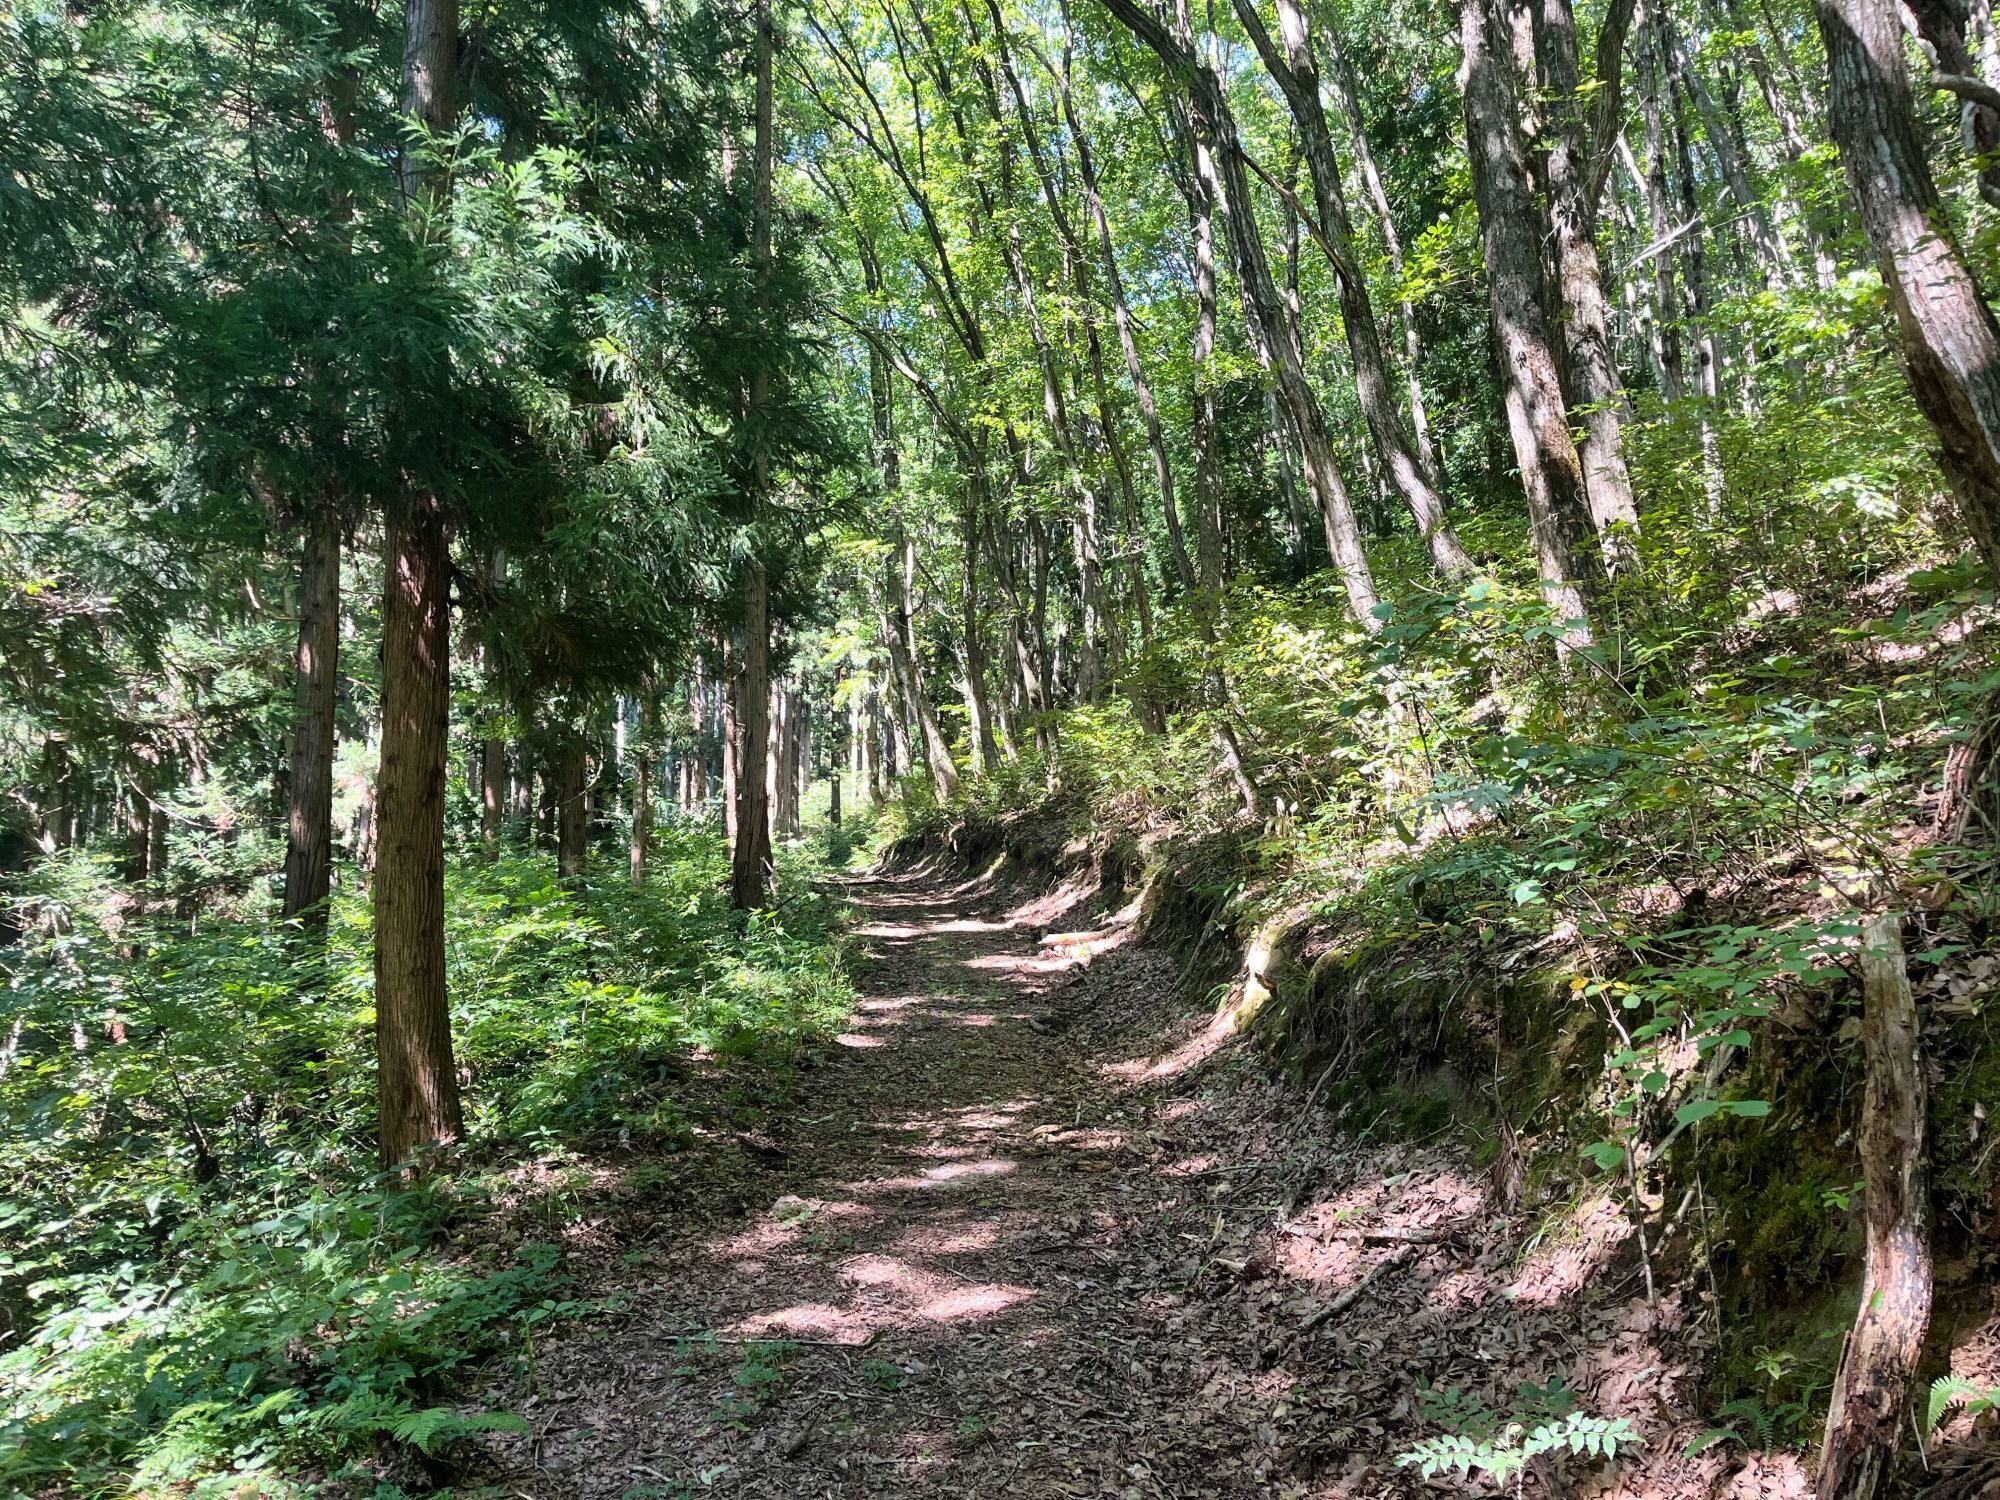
top-left (1816, 913), bottom-right (1931, 1500)
top-left (731, 0), bottom-right (777, 909)
top-left (1905, 0), bottom-right (2000, 208)
top-left (1530, 0), bottom-right (1643, 567)
top-left (375, 493), bottom-right (462, 1164)
top-left (1105, 0), bottom-right (1380, 628)
top-left (480, 736), bottom-right (506, 860)
top-left (557, 731), bottom-right (588, 882)
top-left (722, 644), bottom-right (741, 845)
top-left (284, 24), bottom-right (357, 919)
top-left (1458, 0), bottom-right (1603, 658)
top-left (1072, 70), bottom-right (1192, 596)
top-left (1661, 3), bottom-right (1795, 283)
top-left (123, 761), bottom-right (152, 882)
top-left (478, 549), bottom-right (507, 862)
top-left (1233, 0), bottom-right (1473, 577)
top-left (1323, 23), bottom-right (1446, 490)
top-left (375, 0), bottom-right (463, 1170)
top-left (629, 696), bottom-right (655, 883)
top-left (1630, 27), bottom-right (1688, 402)
top-left (959, 491), bottom-right (998, 769)
top-left (1819, 0), bottom-right (2000, 578)
top-left (1186, 77), bottom-right (1227, 596)
top-left (888, 525), bottom-right (960, 796)
top-left (629, 759), bottom-right (650, 883)
top-left (731, 566), bottom-right (774, 907)
top-left (283, 504), bottom-right (341, 925)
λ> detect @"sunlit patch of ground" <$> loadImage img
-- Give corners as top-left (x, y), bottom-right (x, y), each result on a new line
top-left (854, 1157), bottom-right (1019, 1195)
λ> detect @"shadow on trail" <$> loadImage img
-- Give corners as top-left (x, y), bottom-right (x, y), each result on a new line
top-left (469, 863), bottom-right (1784, 1498)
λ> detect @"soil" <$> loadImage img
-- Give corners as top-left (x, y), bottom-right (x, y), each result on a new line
top-left (464, 861), bottom-right (1998, 1498)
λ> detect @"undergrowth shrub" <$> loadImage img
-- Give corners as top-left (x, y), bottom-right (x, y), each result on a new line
top-left (0, 823), bottom-right (855, 1494)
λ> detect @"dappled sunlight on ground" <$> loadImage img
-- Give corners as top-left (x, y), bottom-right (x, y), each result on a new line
top-left (470, 864), bottom-right (1768, 1499)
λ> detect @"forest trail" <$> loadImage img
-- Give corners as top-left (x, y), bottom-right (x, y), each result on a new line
top-left (481, 862), bottom-right (1342, 1498)
top-left (479, 865), bottom-right (1765, 1500)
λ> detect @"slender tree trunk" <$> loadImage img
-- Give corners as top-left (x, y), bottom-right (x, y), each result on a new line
top-left (688, 662), bottom-right (709, 809)
top-left (1187, 97), bottom-right (1227, 595)
top-left (1077, 156), bottom-right (1195, 595)
top-left (123, 758), bottom-right (152, 882)
top-left (1234, 0), bottom-right (1473, 576)
top-left (1323, 23), bottom-right (1446, 489)
top-left (959, 491), bottom-right (999, 768)
top-left (477, 548), bottom-right (507, 862)
top-left (1631, 25), bottom-right (1688, 401)
top-left (1819, 0), bottom-right (2000, 577)
top-left (1660, 4), bottom-right (1795, 283)
top-left (1530, 0), bottom-right (1643, 566)
top-left (556, 731), bottom-right (588, 882)
top-left (1458, 0), bottom-right (1603, 657)
top-left (731, 569), bottom-right (774, 906)
top-left (629, 697), bottom-right (654, 884)
top-left (731, 0), bottom-right (777, 909)
top-left (283, 504), bottom-right (340, 926)
top-left (1666, 52), bottom-right (1728, 515)
top-left (722, 642), bottom-right (741, 845)
top-left (1106, 0), bottom-right (1380, 627)
top-left (480, 736), bottom-right (506, 859)
top-left (1816, 914), bottom-right (1931, 1500)
top-left (1905, 0), bottom-right (2000, 207)
top-left (148, 762), bottom-right (168, 877)
top-left (284, 27), bottom-right (358, 924)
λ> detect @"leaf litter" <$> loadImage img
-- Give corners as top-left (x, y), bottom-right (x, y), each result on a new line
top-left (457, 861), bottom-right (1832, 1497)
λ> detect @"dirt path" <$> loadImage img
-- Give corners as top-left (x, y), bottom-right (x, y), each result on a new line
top-left (490, 863), bottom-right (1288, 1497)
top-left (481, 864), bottom-right (1734, 1499)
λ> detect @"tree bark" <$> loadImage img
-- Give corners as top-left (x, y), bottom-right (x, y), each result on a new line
top-left (1816, 913), bottom-right (1931, 1500)
top-left (283, 503), bottom-right (340, 925)
top-left (722, 641), bottom-right (740, 845)
top-left (284, 27), bottom-right (358, 923)
top-left (630, 759), bottom-right (651, 883)
top-left (375, 493), bottom-right (462, 1164)
top-left (958, 488), bottom-right (998, 769)
top-left (1458, 0), bottom-right (1603, 657)
top-left (1906, 0), bottom-right (2000, 207)
top-left (1819, 0), bottom-right (2000, 578)
top-left (731, 0), bottom-right (777, 909)
top-left (557, 731), bottom-right (588, 882)
top-left (1322, 23), bottom-right (1446, 491)
top-left (1630, 22), bottom-right (1688, 402)
top-left (479, 547), bottom-right (507, 862)
top-left (1072, 67), bottom-right (1192, 592)
top-left (731, 567), bottom-right (774, 906)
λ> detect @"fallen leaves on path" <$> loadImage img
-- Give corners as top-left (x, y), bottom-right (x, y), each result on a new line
top-left (461, 863), bottom-right (1804, 1498)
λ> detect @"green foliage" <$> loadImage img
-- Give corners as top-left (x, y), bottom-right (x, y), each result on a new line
top-left (707, 1340), bottom-right (798, 1430)
top-left (860, 1357), bottom-right (908, 1392)
top-left (1684, 1394), bottom-right (1811, 1455)
top-left (1396, 1376), bottom-right (1642, 1483)
top-left (0, 831), bottom-right (856, 1494)
top-left (1927, 1376), bottom-right (2000, 1433)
